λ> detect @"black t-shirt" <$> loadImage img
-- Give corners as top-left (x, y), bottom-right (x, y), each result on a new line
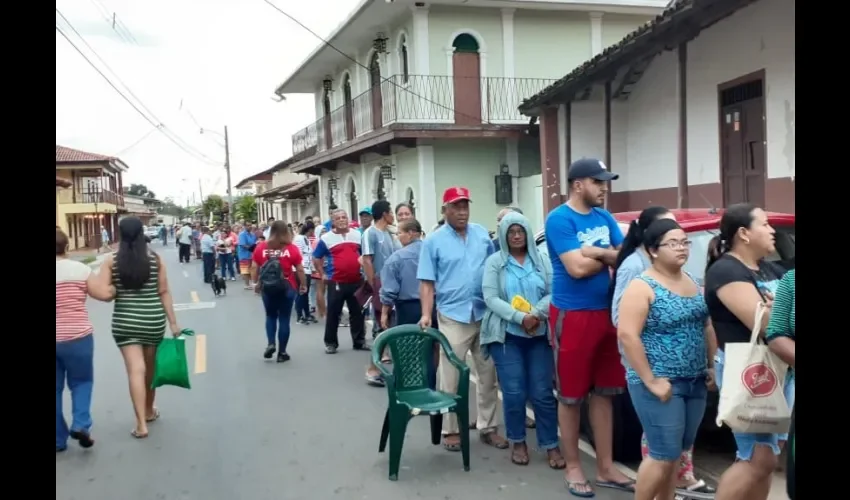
top-left (704, 254), bottom-right (785, 350)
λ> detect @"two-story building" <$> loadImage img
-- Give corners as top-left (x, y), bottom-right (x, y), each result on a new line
top-left (122, 194), bottom-right (162, 226)
top-left (275, 0), bottom-right (668, 231)
top-left (56, 145), bottom-right (128, 250)
top-left (520, 0), bottom-right (795, 216)
top-left (242, 154), bottom-right (322, 224)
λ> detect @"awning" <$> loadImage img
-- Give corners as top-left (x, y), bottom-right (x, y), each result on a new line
top-left (255, 182), bottom-right (298, 199)
top-left (281, 177), bottom-right (318, 198)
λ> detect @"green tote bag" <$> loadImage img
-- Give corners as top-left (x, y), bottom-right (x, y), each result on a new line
top-left (151, 329), bottom-right (195, 390)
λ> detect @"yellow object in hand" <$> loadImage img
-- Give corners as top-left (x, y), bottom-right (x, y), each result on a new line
top-left (511, 295), bottom-right (532, 313)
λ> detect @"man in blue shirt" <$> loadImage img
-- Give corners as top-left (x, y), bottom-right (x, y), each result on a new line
top-left (237, 223), bottom-right (258, 290)
top-left (418, 186), bottom-right (507, 452)
top-left (545, 158), bottom-right (634, 495)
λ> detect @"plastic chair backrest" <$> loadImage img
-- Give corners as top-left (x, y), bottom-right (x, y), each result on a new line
top-left (374, 325), bottom-right (447, 391)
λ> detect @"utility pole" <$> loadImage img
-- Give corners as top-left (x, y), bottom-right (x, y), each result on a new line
top-left (224, 125), bottom-right (233, 223)
top-left (198, 179), bottom-right (204, 203)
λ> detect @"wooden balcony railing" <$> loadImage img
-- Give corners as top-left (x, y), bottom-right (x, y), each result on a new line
top-left (79, 188), bottom-right (124, 207)
top-left (290, 74), bottom-right (556, 155)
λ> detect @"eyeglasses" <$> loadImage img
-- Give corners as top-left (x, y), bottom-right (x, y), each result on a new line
top-left (658, 240), bottom-right (692, 250)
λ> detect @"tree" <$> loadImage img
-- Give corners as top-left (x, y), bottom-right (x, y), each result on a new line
top-left (234, 195), bottom-right (258, 222)
top-left (202, 195), bottom-right (229, 222)
top-left (159, 197), bottom-right (190, 219)
top-left (125, 183), bottom-right (156, 199)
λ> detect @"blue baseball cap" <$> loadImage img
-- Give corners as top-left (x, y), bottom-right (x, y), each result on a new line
top-left (359, 207), bottom-right (373, 216)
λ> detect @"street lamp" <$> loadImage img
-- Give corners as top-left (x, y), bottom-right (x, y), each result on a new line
top-left (88, 179), bottom-right (101, 252)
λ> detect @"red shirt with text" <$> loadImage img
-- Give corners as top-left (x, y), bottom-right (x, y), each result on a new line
top-left (251, 241), bottom-right (302, 289)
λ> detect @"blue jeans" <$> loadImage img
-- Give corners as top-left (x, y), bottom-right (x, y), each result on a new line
top-left (56, 335), bottom-right (94, 449)
top-left (715, 349), bottom-right (795, 460)
top-left (218, 253), bottom-right (235, 279)
top-left (489, 334), bottom-right (559, 449)
top-left (294, 275), bottom-right (312, 319)
top-left (262, 289), bottom-right (295, 352)
top-left (629, 377), bottom-right (707, 461)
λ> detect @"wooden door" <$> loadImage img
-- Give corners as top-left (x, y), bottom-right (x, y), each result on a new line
top-left (343, 79), bottom-right (354, 140)
top-left (370, 56), bottom-right (383, 130)
top-left (720, 79), bottom-right (766, 207)
top-left (452, 52), bottom-right (481, 125)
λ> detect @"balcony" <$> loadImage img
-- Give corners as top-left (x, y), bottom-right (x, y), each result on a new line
top-left (291, 74), bottom-right (557, 155)
top-left (80, 188), bottom-right (124, 207)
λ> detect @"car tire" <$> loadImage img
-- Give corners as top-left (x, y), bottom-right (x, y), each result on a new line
top-left (579, 390), bottom-right (643, 464)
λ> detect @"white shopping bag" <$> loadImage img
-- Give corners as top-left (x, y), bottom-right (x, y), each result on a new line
top-left (716, 301), bottom-right (791, 434)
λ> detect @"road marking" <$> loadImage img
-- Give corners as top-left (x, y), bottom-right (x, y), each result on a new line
top-left (190, 291), bottom-right (200, 303)
top-left (469, 373), bottom-right (637, 478)
top-left (173, 302), bottom-right (216, 311)
top-left (182, 270), bottom-right (189, 278)
top-left (194, 334), bottom-right (207, 374)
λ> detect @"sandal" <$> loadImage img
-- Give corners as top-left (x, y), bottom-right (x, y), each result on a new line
top-left (145, 408), bottom-right (161, 423)
top-left (511, 444), bottom-right (530, 466)
top-left (442, 434), bottom-right (461, 452)
top-left (130, 429), bottom-right (148, 439)
top-left (564, 478), bottom-right (595, 498)
top-left (479, 432), bottom-right (509, 449)
top-left (547, 450), bottom-right (566, 469)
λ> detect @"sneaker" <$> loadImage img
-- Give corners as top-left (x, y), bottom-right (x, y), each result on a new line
top-left (276, 352), bottom-right (291, 363)
top-left (230, 277), bottom-right (237, 281)
top-left (365, 373), bottom-right (385, 387)
top-left (263, 344), bottom-right (276, 359)
top-left (297, 318), bottom-right (309, 325)
top-left (352, 343), bottom-right (371, 351)
top-left (308, 315), bottom-right (319, 324)
top-left (325, 345), bottom-right (338, 354)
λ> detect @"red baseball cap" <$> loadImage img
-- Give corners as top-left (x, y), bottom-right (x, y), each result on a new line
top-left (442, 186), bottom-right (472, 205)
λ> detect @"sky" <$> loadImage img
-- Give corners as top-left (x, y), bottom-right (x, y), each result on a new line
top-left (56, 0), bottom-right (357, 205)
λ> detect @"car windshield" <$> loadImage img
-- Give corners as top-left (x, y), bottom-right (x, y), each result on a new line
top-left (536, 224), bottom-right (796, 286)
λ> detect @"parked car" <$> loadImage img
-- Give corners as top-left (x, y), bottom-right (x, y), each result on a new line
top-left (535, 208), bottom-right (796, 462)
top-left (144, 225), bottom-right (161, 240)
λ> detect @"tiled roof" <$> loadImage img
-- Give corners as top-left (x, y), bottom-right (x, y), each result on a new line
top-left (56, 145), bottom-right (114, 163)
top-left (519, 0), bottom-right (756, 113)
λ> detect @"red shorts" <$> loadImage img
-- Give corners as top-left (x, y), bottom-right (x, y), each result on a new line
top-left (548, 305), bottom-right (625, 404)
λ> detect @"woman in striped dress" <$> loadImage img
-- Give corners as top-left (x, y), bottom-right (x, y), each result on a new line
top-left (97, 217), bottom-right (181, 438)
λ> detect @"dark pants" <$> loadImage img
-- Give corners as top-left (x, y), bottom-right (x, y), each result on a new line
top-left (324, 281), bottom-right (365, 349)
top-left (178, 243), bottom-right (191, 263)
top-left (395, 299), bottom-right (439, 390)
top-left (218, 253), bottom-right (235, 279)
top-left (56, 335), bottom-right (94, 449)
top-left (262, 289), bottom-right (295, 352)
top-left (294, 275), bottom-right (312, 319)
top-left (202, 252), bottom-right (215, 283)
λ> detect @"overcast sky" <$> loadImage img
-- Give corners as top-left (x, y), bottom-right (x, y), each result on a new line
top-left (56, 0), bottom-right (356, 204)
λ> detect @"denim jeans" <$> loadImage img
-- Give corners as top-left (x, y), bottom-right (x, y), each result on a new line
top-left (489, 334), bottom-right (559, 449)
top-left (202, 252), bottom-right (216, 283)
top-left (218, 253), bottom-right (236, 279)
top-left (715, 349), bottom-right (795, 460)
top-left (262, 288), bottom-right (295, 352)
top-left (629, 377), bottom-right (707, 461)
top-left (294, 275), bottom-right (312, 319)
top-left (56, 335), bottom-right (94, 449)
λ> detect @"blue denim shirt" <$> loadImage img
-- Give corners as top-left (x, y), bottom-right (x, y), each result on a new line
top-left (417, 223), bottom-right (494, 324)
top-left (200, 234), bottom-right (215, 253)
top-left (379, 239), bottom-right (423, 305)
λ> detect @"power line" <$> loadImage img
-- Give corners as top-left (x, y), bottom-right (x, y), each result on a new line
top-left (88, 0), bottom-right (137, 45)
top-left (113, 127), bottom-right (159, 156)
top-left (260, 0), bottom-right (488, 124)
top-left (56, 12), bottom-right (221, 165)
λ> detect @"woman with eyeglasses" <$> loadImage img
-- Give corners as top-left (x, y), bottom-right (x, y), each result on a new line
top-left (617, 219), bottom-right (715, 500)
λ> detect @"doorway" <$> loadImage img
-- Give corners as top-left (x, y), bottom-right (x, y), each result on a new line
top-left (452, 34), bottom-right (482, 125)
top-left (347, 177), bottom-right (358, 219)
top-left (369, 52), bottom-right (383, 131)
top-left (322, 89), bottom-right (333, 150)
top-left (719, 73), bottom-right (766, 208)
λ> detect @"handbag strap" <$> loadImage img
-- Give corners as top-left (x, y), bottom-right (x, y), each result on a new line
top-left (748, 301), bottom-right (767, 344)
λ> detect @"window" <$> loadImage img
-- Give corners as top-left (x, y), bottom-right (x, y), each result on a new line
top-left (398, 35), bottom-right (409, 84)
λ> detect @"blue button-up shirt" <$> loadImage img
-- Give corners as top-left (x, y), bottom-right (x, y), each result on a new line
top-left (380, 239), bottom-right (424, 305)
top-left (417, 223), bottom-right (494, 324)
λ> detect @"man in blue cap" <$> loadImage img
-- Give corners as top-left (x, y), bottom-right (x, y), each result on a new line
top-left (357, 206), bottom-right (373, 233)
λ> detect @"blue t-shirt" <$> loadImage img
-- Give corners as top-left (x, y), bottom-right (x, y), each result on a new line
top-left (545, 204), bottom-right (624, 311)
top-left (237, 230), bottom-right (257, 261)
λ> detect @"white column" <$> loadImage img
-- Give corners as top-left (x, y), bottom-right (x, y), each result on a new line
top-left (505, 138), bottom-right (519, 206)
top-left (318, 169), bottom-right (328, 216)
top-left (557, 103), bottom-right (568, 196)
top-left (590, 12), bottom-right (604, 57)
top-left (360, 163), bottom-right (370, 207)
top-left (286, 201), bottom-right (293, 223)
top-left (416, 143), bottom-right (437, 231)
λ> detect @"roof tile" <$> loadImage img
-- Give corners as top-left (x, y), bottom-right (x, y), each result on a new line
top-left (56, 145), bottom-right (115, 163)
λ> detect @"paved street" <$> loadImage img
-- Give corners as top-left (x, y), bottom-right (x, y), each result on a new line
top-left (57, 244), bottom-right (633, 500)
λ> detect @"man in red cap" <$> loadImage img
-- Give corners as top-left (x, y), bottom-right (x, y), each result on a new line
top-left (417, 186), bottom-right (507, 451)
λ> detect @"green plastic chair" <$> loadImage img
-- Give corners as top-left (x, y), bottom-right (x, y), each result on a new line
top-left (372, 324), bottom-right (471, 481)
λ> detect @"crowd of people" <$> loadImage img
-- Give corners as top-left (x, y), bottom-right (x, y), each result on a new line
top-left (56, 157), bottom-right (795, 500)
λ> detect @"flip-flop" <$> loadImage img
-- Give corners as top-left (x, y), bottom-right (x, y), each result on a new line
top-left (510, 450), bottom-right (530, 466)
top-left (564, 478), bottom-right (595, 498)
top-left (547, 454), bottom-right (566, 470)
top-left (130, 429), bottom-right (148, 439)
top-left (145, 408), bottom-right (161, 423)
top-left (443, 435), bottom-right (461, 452)
top-left (595, 479), bottom-right (636, 492)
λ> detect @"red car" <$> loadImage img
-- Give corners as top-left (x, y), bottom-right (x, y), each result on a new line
top-left (535, 208), bottom-right (796, 462)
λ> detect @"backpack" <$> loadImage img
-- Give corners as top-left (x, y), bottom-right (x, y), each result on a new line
top-left (258, 255), bottom-right (289, 293)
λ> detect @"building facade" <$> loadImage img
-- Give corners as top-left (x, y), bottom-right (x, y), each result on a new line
top-left (276, 0), bottom-right (666, 231)
top-left (520, 0), bottom-right (795, 215)
top-left (56, 145), bottom-right (128, 251)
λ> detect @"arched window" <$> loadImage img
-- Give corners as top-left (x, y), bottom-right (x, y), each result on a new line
top-left (321, 88), bottom-right (333, 149)
top-left (342, 74), bottom-right (354, 140)
top-left (398, 35), bottom-right (409, 84)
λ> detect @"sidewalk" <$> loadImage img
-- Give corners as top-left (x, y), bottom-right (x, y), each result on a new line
top-left (68, 243), bottom-right (116, 268)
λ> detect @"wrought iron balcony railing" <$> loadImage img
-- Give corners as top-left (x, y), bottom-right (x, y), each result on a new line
top-left (290, 74), bottom-right (556, 155)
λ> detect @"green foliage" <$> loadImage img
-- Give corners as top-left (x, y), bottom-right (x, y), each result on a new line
top-left (234, 195), bottom-right (258, 222)
top-left (126, 183), bottom-right (156, 199)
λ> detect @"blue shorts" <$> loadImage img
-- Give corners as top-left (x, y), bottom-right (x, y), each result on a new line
top-left (715, 349), bottom-right (796, 461)
top-left (628, 377), bottom-right (707, 462)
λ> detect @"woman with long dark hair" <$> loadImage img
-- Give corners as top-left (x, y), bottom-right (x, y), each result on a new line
top-left (704, 203), bottom-right (789, 500)
top-left (98, 217), bottom-right (181, 439)
top-left (617, 219), bottom-right (713, 500)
